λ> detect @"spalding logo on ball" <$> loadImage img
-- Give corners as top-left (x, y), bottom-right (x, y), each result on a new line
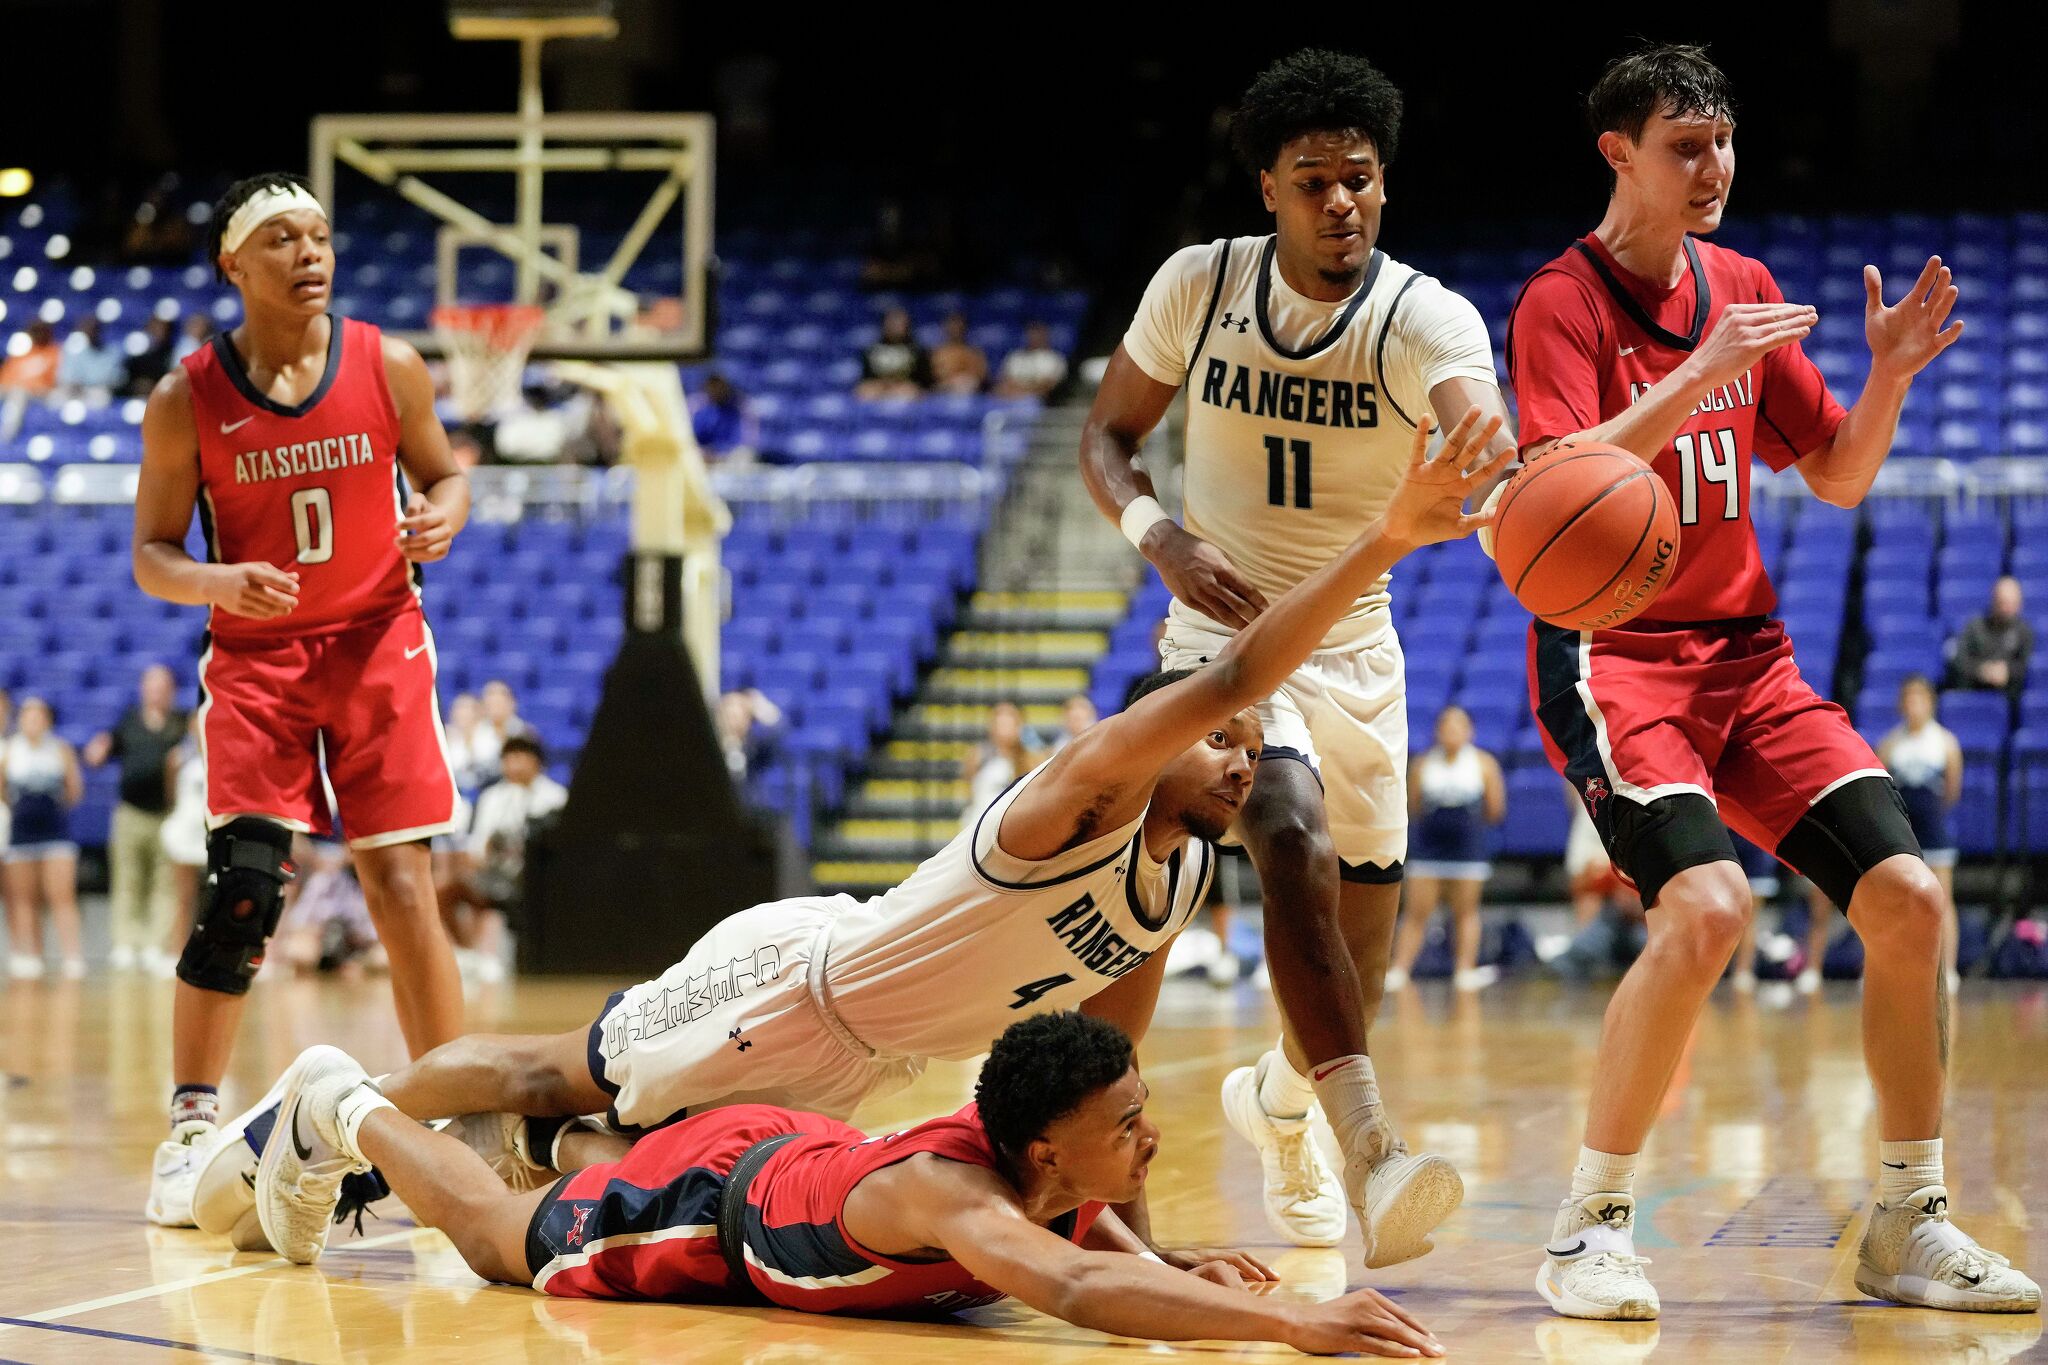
top-left (1492, 439), bottom-right (1679, 631)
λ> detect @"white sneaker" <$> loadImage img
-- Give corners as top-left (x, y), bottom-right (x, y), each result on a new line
top-left (255, 1046), bottom-right (375, 1265)
top-left (1453, 965), bottom-right (1500, 992)
top-left (1204, 951), bottom-right (1241, 987)
top-left (1219, 1063), bottom-right (1347, 1247)
top-left (194, 1069), bottom-right (293, 1243)
top-left (143, 948), bottom-right (180, 979)
top-left (1856, 1185), bottom-right (2042, 1312)
top-left (1536, 1192), bottom-right (1660, 1320)
top-left (146, 1119), bottom-right (218, 1227)
top-left (7, 953), bottom-right (43, 980)
top-left (1732, 969), bottom-right (1757, 993)
top-left (1383, 966), bottom-right (1410, 991)
top-left (1352, 1147), bottom-right (1465, 1269)
top-left (111, 945), bottom-right (138, 971)
top-left (1795, 967), bottom-right (1822, 995)
top-left (448, 1112), bottom-right (554, 1192)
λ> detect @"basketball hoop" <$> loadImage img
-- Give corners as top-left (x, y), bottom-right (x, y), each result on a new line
top-left (432, 304), bottom-right (547, 421)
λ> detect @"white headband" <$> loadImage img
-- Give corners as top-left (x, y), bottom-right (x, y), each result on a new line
top-left (220, 184), bottom-right (328, 255)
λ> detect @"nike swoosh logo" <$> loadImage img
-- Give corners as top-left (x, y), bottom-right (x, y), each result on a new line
top-left (221, 416), bottom-right (256, 434)
top-left (1547, 1239), bottom-right (1587, 1258)
top-left (241, 1169), bottom-right (256, 1191)
top-left (404, 643), bottom-right (429, 660)
top-left (1618, 344), bottom-right (1644, 357)
top-left (1311, 1062), bottom-right (1348, 1082)
top-left (1960, 1271), bottom-right (1983, 1285)
top-left (1882, 1160), bottom-right (1908, 1169)
top-left (291, 1102), bottom-right (314, 1162)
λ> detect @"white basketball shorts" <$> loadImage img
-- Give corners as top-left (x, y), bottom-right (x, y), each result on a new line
top-left (1161, 615), bottom-right (1408, 870)
top-left (587, 898), bottom-right (925, 1131)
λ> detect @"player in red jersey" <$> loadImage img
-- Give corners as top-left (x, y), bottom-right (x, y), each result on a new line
top-left (1505, 45), bottom-right (2037, 1320)
top-left (133, 174), bottom-right (472, 1227)
top-left (249, 1012), bottom-right (1442, 1357)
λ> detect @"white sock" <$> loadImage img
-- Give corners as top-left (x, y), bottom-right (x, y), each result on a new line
top-left (332, 1080), bottom-right (397, 1165)
top-left (1308, 1055), bottom-right (1397, 1167)
top-left (1879, 1138), bottom-right (1943, 1206)
top-left (1569, 1146), bottom-right (1638, 1201)
top-left (1256, 1044), bottom-right (1316, 1120)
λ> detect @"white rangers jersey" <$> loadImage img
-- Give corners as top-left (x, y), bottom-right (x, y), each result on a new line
top-left (1123, 234), bottom-right (1498, 648)
top-left (821, 761), bottom-right (1215, 1060)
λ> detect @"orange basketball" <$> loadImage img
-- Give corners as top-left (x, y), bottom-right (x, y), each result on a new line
top-left (1492, 442), bottom-right (1680, 631)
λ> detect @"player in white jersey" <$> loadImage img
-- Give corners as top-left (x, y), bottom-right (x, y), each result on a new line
top-left (196, 413), bottom-right (1512, 1248)
top-left (1081, 50), bottom-right (1519, 1267)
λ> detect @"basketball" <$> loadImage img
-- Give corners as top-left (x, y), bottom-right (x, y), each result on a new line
top-left (1492, 441), bottom-right (1680, 630)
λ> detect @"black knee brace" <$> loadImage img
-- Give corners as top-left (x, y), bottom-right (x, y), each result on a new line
top-left (177, 818), bottom-right (296, 996)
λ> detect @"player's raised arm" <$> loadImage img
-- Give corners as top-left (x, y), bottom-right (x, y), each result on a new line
top-left (1016, 408), bottom-right (1508, 846)
top-left (133, 368), bottom-right (299, 619)
top-left (383, 337), bottom-right (469, 563)
top-left (1080, 345), bottom-right (1270, 630)
top-left (902, 1162), bottom-right (1442, 1356)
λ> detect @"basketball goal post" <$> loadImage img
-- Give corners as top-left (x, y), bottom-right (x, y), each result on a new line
top-left (307, 1), bottom-right (726, 693)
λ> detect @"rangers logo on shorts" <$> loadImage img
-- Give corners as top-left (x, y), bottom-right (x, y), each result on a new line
top-left (1582, 777), bottom-right (1610, 817)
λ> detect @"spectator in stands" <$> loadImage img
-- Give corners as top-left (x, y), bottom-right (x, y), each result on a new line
top-left (1547, 785), bottom-right (1646, 981)
top-left (170, 314), bottom-right (213, 365)
top-left (57, 318), bottom-right (127, 400)
top-left (994, 320), bottom-right (1069, 399)
top-left (1050, 693), bottom-right (1097, 753)
top-left (1948, 576), bottom-right (2033, 696)
top-left (961, 700), bottom-right (1041, 827)
top-left (0, 322), bottom-right (62, 441)
top-left (1386, 705), bottom-right (1506, 992)
top-left (439, 734), bottom-right (568, 982)
top-left (494, 381), bottom-right (601, 465)
top-left (929, 312), bottom-right (988, 395)
top-left (125, 317), bottom-right (180, 398)
top-left (480, 680), bottom-right (531, 765)
top-left (447, 428), bottom-right (485, 472)
top-left (444, 693), bottom-right (498, 794)
top-left (3, 698), bottom-right (84, 979)
top-left (1880, 675), bottom-right (1963, 993)
top-left (160, 714), bottom-right (208, 977)
top-left (690, 372), bottom-right (760, 464)
top-left (717, 688), bottom-right (785, 782)
top-left (274, 840), bottom-right (384, 977)
top-left (0, 690), bottom-right (10, 945)
top-left (857, 308), bottom-right (929, 400)
top-left (83, 664), bottom-right (187, 972)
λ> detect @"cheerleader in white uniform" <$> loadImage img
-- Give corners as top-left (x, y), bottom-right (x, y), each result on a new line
top-left (1387, 705), bottom-right (1504, 991)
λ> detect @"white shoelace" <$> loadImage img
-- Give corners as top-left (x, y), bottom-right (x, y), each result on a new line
top-left (1272, 1129), bottom-right (1325, 1202)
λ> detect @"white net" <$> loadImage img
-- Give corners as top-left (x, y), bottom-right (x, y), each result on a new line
top-left (432, 304), bottom-right (547, 421)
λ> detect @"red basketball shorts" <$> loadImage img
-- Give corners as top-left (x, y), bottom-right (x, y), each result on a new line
top-left (1531, 617), bottom-right (1887, 856)
top-left (198, 608), bottom-right (461, 848)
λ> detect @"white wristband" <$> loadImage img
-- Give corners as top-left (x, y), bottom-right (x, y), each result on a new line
top-left (1120, 495), bottom-right (1172, 551)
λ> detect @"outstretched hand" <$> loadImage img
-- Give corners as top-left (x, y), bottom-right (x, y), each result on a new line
top-left (1866, 255), bottom-right (1963, 381)
top-left (1380, 406), bottom-right (1515, 552)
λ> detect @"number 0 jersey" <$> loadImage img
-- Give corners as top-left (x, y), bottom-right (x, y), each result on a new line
top-left (1122, 235), bottom-right (1498, 649)
top-left (183, 316), bottom-right (419, 643)
top-left (821, 760), bottom-right (1214, 1061)
top-left (1506, 232), bottom-right (1848, 623)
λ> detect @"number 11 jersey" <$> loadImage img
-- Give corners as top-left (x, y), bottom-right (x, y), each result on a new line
top-left (1122, 235), bottom-right (1498, 649)
top-left (1505, 232), bottom-right (1847, 624)
top-left (184, 316), bottom-right (419, 642)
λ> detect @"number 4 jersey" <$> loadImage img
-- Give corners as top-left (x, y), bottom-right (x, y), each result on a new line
top-left (183, 316), bottom-right (421, 643)
top-left (1122, 235), bottom-right (1499, 648)
top-left (1505, 232), bottom-right (1847, 623)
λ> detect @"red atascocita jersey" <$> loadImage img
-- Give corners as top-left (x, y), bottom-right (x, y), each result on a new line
top-left (182, 316), bottom-right (419, 642)
top-left (1507, 232), bottom-right (1848, 623)
top-left (534, 1102), bottom-right (1105, 1314)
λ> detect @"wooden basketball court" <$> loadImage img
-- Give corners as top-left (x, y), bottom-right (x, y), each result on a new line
top-left (2, 971), bottom-right (2042, 1362)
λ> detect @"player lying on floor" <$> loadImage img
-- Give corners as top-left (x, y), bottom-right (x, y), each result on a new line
top-left (253, 1012), bottom-right (1444, 1357)
top-left (194, 406), bottom-right (1511, 1259)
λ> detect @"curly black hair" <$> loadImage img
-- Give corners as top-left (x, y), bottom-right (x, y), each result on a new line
top-left (208, 172), bottom-right (316, 283)
top-left (1586, 41), bottom-right (1737, 144)
top-left (1230, 49), bottom-right (1403, 176)
top-left (1122, 667), bottom-right (1197, 712)
top-left (975, 1011), bottom-right (1137, 1160)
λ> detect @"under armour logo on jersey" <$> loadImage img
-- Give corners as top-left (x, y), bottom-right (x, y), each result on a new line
top-left (729, 1027), bottom-right (751, 1053)
top-left (1218, 312), bottom-right (1250, 333)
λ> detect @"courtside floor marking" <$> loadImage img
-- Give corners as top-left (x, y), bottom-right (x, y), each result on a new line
top-left (5, 1226), bottom-right (423, 1324)
top-left (0, 1318), bottom-right (318, 1365)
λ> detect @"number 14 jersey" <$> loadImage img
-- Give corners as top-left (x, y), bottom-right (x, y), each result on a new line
top-left (184, 316), bottom-right (420, 643)
top-left (1506, 232), bottom-right (1848, 624)
top-left (1122, 235), bottom-right (1498, 649)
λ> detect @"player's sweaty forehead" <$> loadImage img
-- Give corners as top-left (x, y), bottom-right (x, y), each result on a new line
top-left (1280, 131), bottom-right (1379, 173)
top-left (1649, 108), bottom-right (1735, 139)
